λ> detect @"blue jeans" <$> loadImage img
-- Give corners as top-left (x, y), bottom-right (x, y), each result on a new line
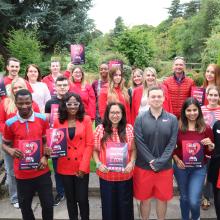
top-left (52, 158), bottom-right (64, 196)
top-left (4, 151), bottom-right (18, 204)
top-left (174, 163), bottom-right (207, 220)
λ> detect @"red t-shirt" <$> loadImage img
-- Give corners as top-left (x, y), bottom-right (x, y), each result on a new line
top-left (3, 112), bottom-right (49, 179)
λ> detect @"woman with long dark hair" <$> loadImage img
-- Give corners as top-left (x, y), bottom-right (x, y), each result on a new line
top-left (54, 92), bottom-right (93, 220)
top-left (173, 97), bottom-right (214, 220)
top-left (93, 102), bottom-right (136, 220)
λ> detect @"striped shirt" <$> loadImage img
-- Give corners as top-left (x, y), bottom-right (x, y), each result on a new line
top-left (94, 124), bottom-right (134, 181)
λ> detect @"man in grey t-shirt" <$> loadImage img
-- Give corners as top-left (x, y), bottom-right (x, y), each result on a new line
top-left (133, 86), bottom-right (178, 220)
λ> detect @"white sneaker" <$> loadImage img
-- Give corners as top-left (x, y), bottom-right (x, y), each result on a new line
top-left (13, 202), bottom-right (19, 209)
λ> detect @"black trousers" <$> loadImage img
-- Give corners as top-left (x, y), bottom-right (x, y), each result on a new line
top-left (212, 182), bottom-right (220, 220)
top-left (16, 172), bottom-right (53, 220)
top-left (100, 178), bottom-right (134, 220)
top-left (61, 174), bottom-right (89, 220)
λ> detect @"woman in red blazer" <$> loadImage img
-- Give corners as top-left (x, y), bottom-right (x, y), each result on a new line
top-left (98, 66), bottom-right (131, 123)
top-left (131, 67), bottom-right (173, 125)
top-left (68, 66), bottom-right (96, 121)
top-left (54, 92), bottom-right (93, 220)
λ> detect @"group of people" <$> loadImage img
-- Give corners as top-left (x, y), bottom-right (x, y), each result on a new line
top-left (0, 56), bottom-right (220, 220)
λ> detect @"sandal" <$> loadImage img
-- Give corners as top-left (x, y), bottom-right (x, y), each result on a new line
top-left (201, 198), bottom-right (211, 210)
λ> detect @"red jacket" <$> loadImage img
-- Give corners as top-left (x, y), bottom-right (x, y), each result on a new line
top-left (69, 82), bottom-right (96, 120)
top-left (42, 74), bottom-right (56, 96)
top-left (0, 99), bottom-right (40, 133)
top-left (54, 115), bottom-right (94, 175)
top-left (163, 75), bottom-right (195, 118)
top-left (131, 85), bottom-right (173, 125)
top-left (98, 86), bottom-right (131, 123)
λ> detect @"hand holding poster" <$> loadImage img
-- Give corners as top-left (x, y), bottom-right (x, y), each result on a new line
top-left (106, 142), bottom-right (128, 172)
top-left (191, 86), bottom-right (205, 106)
top-left (70, 44), bottom-right (85, 65)
top-left (46, 128), bottom-right (67, 158)
top-left (19, 140), bottom-right (41, 170)
top-left (182, 140), bottom-right (204, 167)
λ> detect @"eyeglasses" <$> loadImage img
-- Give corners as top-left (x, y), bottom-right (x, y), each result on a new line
top-left (66, 102), bottom-right (80, 108)
top-left (109, 111), bottom-right (122, 116)
top-left (56, 84), bottom-right (68, 87)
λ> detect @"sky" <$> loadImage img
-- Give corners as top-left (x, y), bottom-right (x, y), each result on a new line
top-left (88, 0), bottom-right (190, 33)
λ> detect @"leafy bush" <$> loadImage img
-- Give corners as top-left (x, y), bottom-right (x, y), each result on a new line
top-left (6, 29), bottom-right (43, 76)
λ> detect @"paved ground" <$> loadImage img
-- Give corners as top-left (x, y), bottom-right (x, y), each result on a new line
top-left (0, 173), bottom-right (217, 220)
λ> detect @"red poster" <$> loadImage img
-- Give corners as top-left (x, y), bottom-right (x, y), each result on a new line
top-left (182, 140), bottom-right (204, 167)
top-left (50, 104), bottom-right (59, 128)
top-left (70, 44), bottom-right (85, 65)
top-left (108, 60), bottom-right (123, 69)
top-left (106, 142), bottom-right (128, 172)
top-left (203, 111), bottom-right (217, 128)
top-left (191, 86), bottom-right (205, 106)
top-left (19, 140), bottom-right (41, 170)
top-left (46, 128), bottom-right (67, 158)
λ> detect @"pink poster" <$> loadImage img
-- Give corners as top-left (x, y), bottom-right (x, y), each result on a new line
top-left (182, 140), bottom-right (204, 167)
top-left (108, 60), bottom-right (123, 69)
top-left (70, 44), bottom-right (85, 64)
top-left (106, 142), bottom-right (128, 172)
top-left (50, 104), bottom-right (59, 128)
top-left (19, 140), bottom-right (41, 170)
top-left (46, 128), bottom-right (67, 158)
top-left (191, 86), bottom-right (205, 106)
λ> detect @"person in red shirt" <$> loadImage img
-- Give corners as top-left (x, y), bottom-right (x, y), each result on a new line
top-left (2, 89), bottom-right (53, 220)
top-left (163, 57), bottom-right (195, 118)
top-left (68, 66), bottom-right (96, 121)
top-left (98, 66), bottom-right (131, 123)
top-left (54, 92), bottom-right (93, 220)
top-left (173, 97), bottom-right (214, 220)
top-left (0, 77), bottom-right (40, 209)
top-left (93, 102), bottom-right (136, 220)
top-left (42, 60), bottom-right (62, 97)
top-left (131, 67), bottom-right (172, 125)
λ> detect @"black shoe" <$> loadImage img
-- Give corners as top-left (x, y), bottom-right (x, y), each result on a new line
top-left (53, 194), bottom-right (64, 206)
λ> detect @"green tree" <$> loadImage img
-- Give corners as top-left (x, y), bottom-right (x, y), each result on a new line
top-left (112, 16), bottom-right (127, 37)
top-left (168, 0), bottom-right (183, 19)
top-left (183, 0), bottom-right (200, 18)
top-left (6, 29), bottom-right (43, 75)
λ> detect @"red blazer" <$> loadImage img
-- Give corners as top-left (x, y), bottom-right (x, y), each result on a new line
top-left (131, 85), bottom-right (173, 125)
top-left (98, 86), bottom-right (131, 123)
top-left (0, 99), bottom-right (40, 133)
top-left (55, 115), bottom-right (94, 175)
top-left (69, 82), bottom-right (96, 120)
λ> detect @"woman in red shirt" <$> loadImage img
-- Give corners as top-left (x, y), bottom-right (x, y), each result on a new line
top-left (173, 97), bottom-right (214, 220)
top-left (98, 66), bottom-right (131, 123)
top-left (69, 66), bottom-right (96, 120)
top-left (131, 67), bottom-right (172, 125)
top-left (93, 102), bottom-right (136, 220)
top-left (54, 92), bottom-right (93, 220)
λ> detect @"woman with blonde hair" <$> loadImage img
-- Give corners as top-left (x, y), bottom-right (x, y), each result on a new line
top-left (131, 67), bottom-right (172, 125)
top-left (68, 66), bottom-right (96, 121)
top-left (98, 66), bottom-right (131, 123)
top-left (0, 77), bottom-right (40, 209)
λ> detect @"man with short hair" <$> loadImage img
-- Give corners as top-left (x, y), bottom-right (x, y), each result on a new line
top-left (2, 89), bottom-right (53, 220)
top-left (45, 76), bottom-right (70, 206)
top-left (42, 60), bottom-right (62, 97)
top-left (163, 57), bottom-right (195, 118)
top-left (133, 86), bottom-right (178, 220)
top-left (92, 63), bottom-right (109, 126)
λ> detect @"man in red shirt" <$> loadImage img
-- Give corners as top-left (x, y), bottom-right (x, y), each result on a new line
top-left (163, 57), bottom-right (195, 118)
top-left (2, 89), bottom-right (53, 220)
top-left (42, 60), bottom-right (62, 97)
